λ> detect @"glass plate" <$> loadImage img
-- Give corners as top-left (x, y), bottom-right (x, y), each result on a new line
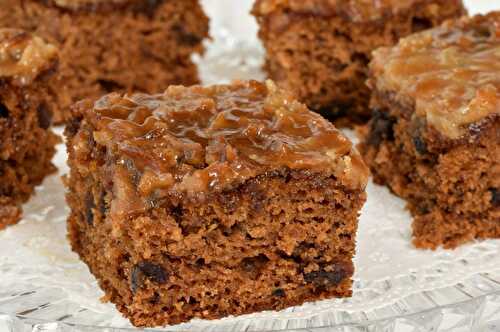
top-left (1, 1), bottom-right (500, 331)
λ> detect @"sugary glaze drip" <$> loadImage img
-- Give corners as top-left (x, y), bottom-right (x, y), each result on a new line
top-left (253, 0), bottom-right (463, 22)
top-left (0, 29), bottom-right (58, 86)
top-left (371, 12), bottom-right (500, 139)
top-left (83, 81), bottom-right (368, 201)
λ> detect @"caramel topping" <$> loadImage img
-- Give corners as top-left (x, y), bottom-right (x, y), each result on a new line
top-left (87, 81), bottom-right (368, 199)
top-left (253, 0), bottom-right (456, 22)
top-left (371, 13), bottom-right (500, 139)
top-left (0, 29), bottom-right (58, 86)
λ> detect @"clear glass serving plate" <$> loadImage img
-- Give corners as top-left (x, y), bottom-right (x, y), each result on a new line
top-left (1, 1), bottom-right (500, 331)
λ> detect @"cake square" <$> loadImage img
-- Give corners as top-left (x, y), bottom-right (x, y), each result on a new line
top-left (0, 0), bottom-right (209, 123)
top-left (65, 80), bottom-right (368, 326)
top-left (359, 13), bottom-right (500, 249)
top-left (252, 0), bottom-right (466, 124)
top-left (0, 29), bottom-right (59, 229)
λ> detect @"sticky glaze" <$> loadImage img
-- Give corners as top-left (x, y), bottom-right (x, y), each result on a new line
top-left (83, 80), bottom-right (368, 200)
top-left (371, 13), bottom-right (500, 139)
top-left (0, 29), bottom-right (57, 86)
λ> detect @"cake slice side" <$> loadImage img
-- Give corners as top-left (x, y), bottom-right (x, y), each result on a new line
top-left (0, 0), bottom-right (209, 123)
top-left (66, 150), bottom-right (366, 325)
top-left (65, 80), bottom-right (368, 326)
top-left (360, 91), bottom-right (500, 249)
top-left (0, 29), bottom-right (59, 229)
top-left (359, 13), bottom-right (500, 249)
top-left (252, 0), bottom-right (466, 125)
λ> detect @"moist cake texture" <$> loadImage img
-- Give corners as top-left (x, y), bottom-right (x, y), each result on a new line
top-left (0, 0), bottom-right (209, 123)
top-left (359, 13), bottom-right (500, 249)
top-left (65, 80), bottom-right (368, 326)
top-left (0, 29), bottom-right (59, 229)
top-left (252, 0), bottom-right (466, 125)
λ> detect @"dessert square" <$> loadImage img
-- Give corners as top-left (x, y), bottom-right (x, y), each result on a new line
top-left (359, 13), bottom-right (500, 249)
top-left (0, 29), bottom-right (59, 229)
top-left (0, 0), bottom-right (209, 123)
top-left (65, 80), bottom-right (368, 326)
top-left (252, 0), bottom-right (466, 124)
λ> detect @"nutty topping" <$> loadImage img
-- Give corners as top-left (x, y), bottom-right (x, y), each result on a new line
top-left (84, 81), bottom-right (368, 211)
top-left (371, 13), bottom-right (500, 139)
top-left (0, 29), bottom-right (58, 86)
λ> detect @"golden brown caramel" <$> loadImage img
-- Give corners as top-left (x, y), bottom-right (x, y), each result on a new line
top-left (0, 29), bottom-right (57, 86)
top-left (83, 80), bottom-right (368, 200)
top-left (371, 13), bottom-right (500, 139)
top-left (253, 0), bottom-right (462, 23)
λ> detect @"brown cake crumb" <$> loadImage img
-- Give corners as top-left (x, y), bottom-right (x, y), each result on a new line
top-left (359, 13), bottom-right (500, 249)
top-left (252, 0), bottom-right (466, 125)
top-left (0, 0), bottom-right (209, 123)
top-left (0, 28), bottom-right (59, 229)
top-left (65, 80), bottom-right (368, 326)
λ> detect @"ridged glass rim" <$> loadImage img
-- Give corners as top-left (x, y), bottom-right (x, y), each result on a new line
top-left (2, 270), bottom-right (500, 331)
